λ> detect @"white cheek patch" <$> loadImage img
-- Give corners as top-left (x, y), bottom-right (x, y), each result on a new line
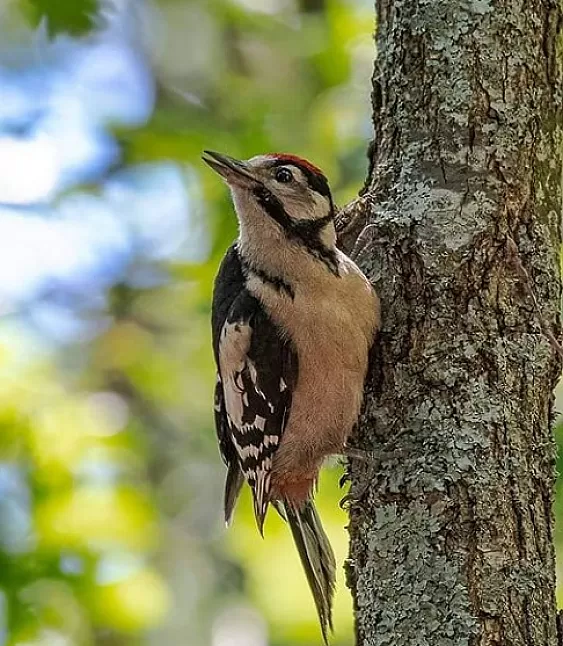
top-left (283, 191), bottom-right (330, 222)
top-left (310, 192), bottom-right (330, 218)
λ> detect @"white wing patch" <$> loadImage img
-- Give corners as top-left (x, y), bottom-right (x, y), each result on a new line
top-left (218, 318), bottom-right (285, 532)
top-left (219, 321), bottom-right (252, 430)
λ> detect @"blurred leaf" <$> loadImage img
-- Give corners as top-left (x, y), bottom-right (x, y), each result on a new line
top-left (35, 486), bottom-right (157, 552)
top-left (90, 567), bottom-right (170, 632)
top-left (22, 0), bottom-right (100, 36)
top-left (1, 0), bottom-right (377, 644)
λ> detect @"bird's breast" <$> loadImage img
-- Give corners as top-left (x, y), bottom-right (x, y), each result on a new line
top-left (249, 256), bottom-right (380, 487)
top-left (257, 256), bottom-right (378, 354)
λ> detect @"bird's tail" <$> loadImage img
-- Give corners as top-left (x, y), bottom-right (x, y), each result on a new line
top-left (224, 462), bottom-right (244, 526)
top-left (284, 499), bottom-right (336, 644)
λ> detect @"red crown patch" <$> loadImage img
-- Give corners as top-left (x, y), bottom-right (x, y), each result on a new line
top-left (266, 153), bottom-right (325, 178)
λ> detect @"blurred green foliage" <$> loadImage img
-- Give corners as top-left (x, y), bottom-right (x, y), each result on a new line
top-left (23, 0), bottom-right (100, 35)
top-left (4, 1), bottom-right (563, 645)
top-left (1, 0), bottom-right (375, 645)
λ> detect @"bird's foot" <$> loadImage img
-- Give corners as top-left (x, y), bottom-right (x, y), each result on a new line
top-left (342, 446), bottom-right (404, 465)
top-left (339, 446), bottom-right (404, 509)
top-left (349, 224), bottom-right (378, 264)
top-left (342, 447), bottom-right (376, 462)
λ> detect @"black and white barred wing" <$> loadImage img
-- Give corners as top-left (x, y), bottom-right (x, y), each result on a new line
top-left (217, 292), bottom-right (297, 532)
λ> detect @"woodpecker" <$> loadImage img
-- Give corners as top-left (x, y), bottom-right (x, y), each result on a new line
top-left (203, 150), bottom-right (380, 641)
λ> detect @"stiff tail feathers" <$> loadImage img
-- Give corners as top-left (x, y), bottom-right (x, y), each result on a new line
top-left (224, 468), bottom-right (335, 642)
top-left (284, 500), bottom-right (336, 644)
top-left (224, 462), bottom-right (244, 526)
top-left (224, 463), bottom-right (270, 534)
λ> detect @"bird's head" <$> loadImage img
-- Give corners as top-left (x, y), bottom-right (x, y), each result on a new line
top-left (202, 151), bottom-right (336, 261)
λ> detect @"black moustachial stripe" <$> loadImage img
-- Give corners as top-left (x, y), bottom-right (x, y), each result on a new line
top-left (293, 217), bottom-right (339, 276)
top-left (252, 186), bottom-right (339, 276)
top-left (253, 186), bottom-right (291, 229)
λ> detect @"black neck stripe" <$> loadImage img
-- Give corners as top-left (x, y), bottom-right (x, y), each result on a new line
top-left (240, 255), bottom-right (295, 299)
top-left (252, 186), bottom-right (339, 276)
top-left (253, 186), bottom-right (291, 230)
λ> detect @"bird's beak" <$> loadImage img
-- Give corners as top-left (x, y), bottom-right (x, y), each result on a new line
top-left (202, 150), bottom-right (258, 188)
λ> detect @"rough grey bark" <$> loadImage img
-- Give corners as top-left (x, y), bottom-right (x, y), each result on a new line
top-left (339, 1), bottom-right (563, 645)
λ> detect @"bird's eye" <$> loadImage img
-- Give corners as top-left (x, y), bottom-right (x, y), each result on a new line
top-left (274, 167), bottom-right (293, 183)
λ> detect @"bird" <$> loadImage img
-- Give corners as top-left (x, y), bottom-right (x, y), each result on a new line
top-left (203, 150), bottom-right (380, 642)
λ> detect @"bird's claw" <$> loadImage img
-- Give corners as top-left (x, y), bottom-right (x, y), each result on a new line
top-left (339, 446), bottom-right (405, 508)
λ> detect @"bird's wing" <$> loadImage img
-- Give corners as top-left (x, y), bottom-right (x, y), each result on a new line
top-left (217, 289), bottom-right (297, 532)
top-left (211, 245), bottom-right (297, 530)
top-left (211, 246), bottom-right (247, 524)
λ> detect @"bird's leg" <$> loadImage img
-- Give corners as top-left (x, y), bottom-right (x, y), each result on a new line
top-left (342, 446), bottom-right (375, 462)
top-left (342, 445), bottom-right (404, 464)
top-left (349, 224), bottom-right (378, 264)
top-left (339, 464), bottom-right (374, 509)
top-left (339, 445), bottom-right (405, 508)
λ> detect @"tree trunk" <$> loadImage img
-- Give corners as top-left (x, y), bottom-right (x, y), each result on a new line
top-left (342, 1), bottom-right (563, 644)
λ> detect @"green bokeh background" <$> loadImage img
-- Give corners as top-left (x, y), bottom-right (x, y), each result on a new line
top-left (1, 1), bottom-right (562, 645)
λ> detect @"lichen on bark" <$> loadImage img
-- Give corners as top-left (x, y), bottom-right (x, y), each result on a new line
top-left (342, 1), bottom-right (563, 644)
